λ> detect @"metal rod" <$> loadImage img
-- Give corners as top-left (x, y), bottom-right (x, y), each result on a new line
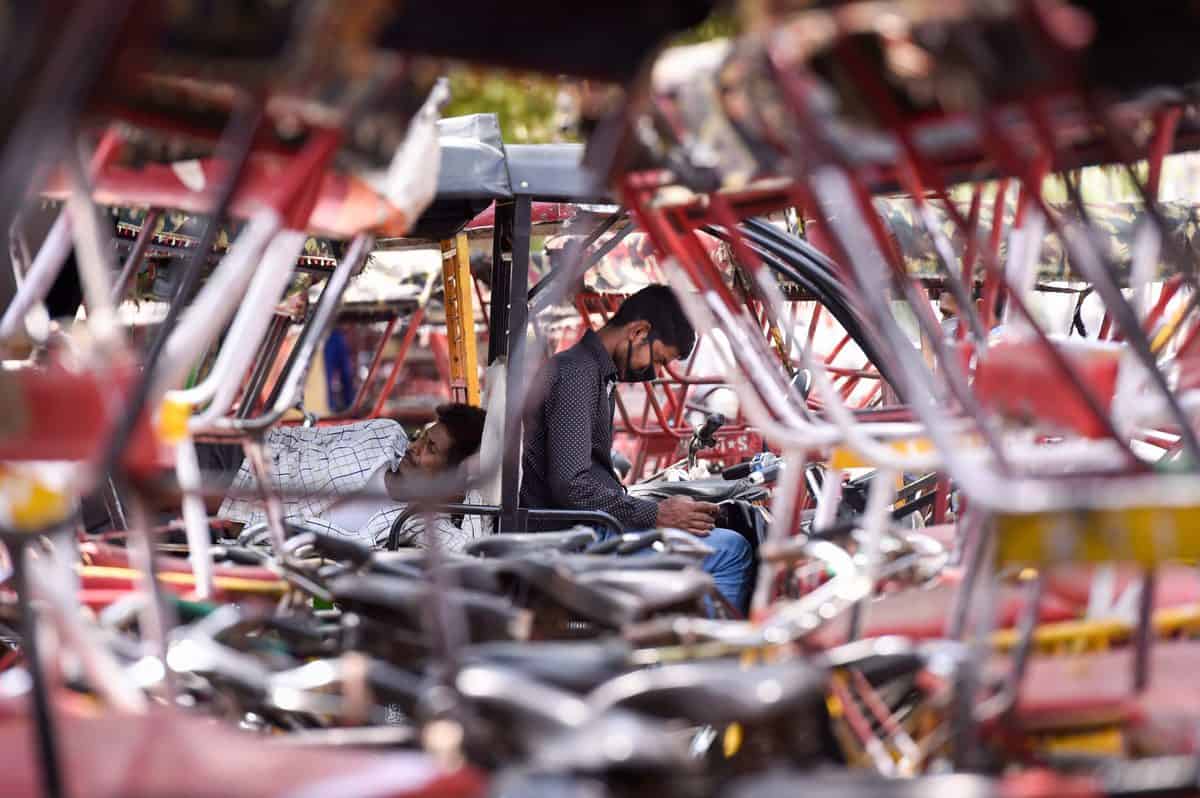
top-left (472, 273), bottom-right (490, 335)
top-left (123, 492), bottom-right (177, 700)
top-left (64, 146), bottom-right (124, 347)
top-left (527, 211), bottom-right (628, 301)
top-left (243, 436), bottom-right (289, 554)
top-left (347, 316), bottom-right (398, 417)
top-left (953, 522), bottom-right (995, 771)
top-left (111, 209), bottom-right (161, 304)
top-left (10, 539), bottom-right (65, 798)
top-left (1, 127), bottom-right (121, 340)
top-left (101, 476), bottom-right (128, 532)
top-left (8, 213), bottom-right (31, 282)
top-left (369, 307), bottom-right (426, 419)
top-left (499, 196), bottom-right (533, 532)
top-left (946, 512), bottom-right (986, 640)
top-left (763, 175), bottom-right (1009, 469)
top-left (486, 201), bottom-right (514, 365)
top-left (261, 314), bottom-right (310, 412)
top-left (238, 315), bottom-right (289, 420)
top-left (1003, 572), bottom-right (1044, 715)
top-left (1134, 568), bottom-right (1156, 692)
top-left (896, 169), bottom-right (989, 345)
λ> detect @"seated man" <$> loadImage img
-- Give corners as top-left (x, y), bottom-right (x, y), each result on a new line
top-left (521, 284), bottom-right (753, 611)
top-left (219, 403), bottom-right (488, 551)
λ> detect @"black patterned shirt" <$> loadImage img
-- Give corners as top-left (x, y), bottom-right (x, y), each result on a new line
top-left (520, 329), bottom-right (659, 530)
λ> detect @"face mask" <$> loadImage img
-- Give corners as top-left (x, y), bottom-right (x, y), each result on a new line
top-left (619, 334), bottom-right (657, 383)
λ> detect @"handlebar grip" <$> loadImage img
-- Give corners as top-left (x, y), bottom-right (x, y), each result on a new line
top-left (585, 530), bottom-right (663, 555)
top-left (722, 462), bottom-right (753, 480)
top-left (700, 412), bottom-right (726, 434)
top-left (366, 660), bottom-right (422, 714)
top-left (219, 546), bottom-right (268, 566)
top-left (752, 462), bottom-right (782, 484)
top-left (308, 529), bottom-right (373, 566)
top-left (584, 537), bottom-right (623, 555)
top-left (696, 412), bottom-right (727, 445)
top-left (617, 529), bottom-right (662, 554)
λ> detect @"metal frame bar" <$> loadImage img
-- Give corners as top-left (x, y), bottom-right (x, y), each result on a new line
top-left (487, 200), bottom-right (515, 366)
top-left (6, 535), bottom-right (65, 798)
top-left (366, 307), bottom-right (426, 419)
top-left (1134, 568), bottom-right (1156, 692)
top-left (110, 208), bottom-right (161, 304)
top-left (346, 316), bottom-right (399, 417)
top-left (989, 102), bottom-right (1200, 467)
top-left (526, 209), bottom-right (626, 301)
top-left (238, 314), bottom-right (290, 420)
top-left (777, 34), bottom-right (1140, 472)
top-left (500, 197), bottom-right (533, 532)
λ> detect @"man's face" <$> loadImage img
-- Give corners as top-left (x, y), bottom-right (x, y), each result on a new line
top-left (939, 292), bottom-right (959, 320)
top-left (399, 421), bottom-right (454, 475)
top-left (619, 323), bottom-right (682, 379)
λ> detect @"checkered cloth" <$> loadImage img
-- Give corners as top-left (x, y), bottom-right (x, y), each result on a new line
top-left (217, 419), bottom-right (490, 550)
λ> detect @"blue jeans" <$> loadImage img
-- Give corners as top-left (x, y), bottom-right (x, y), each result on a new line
top-left (603, 527), bottom-right (753, 614)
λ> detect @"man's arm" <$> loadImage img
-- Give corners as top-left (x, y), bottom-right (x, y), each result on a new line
top-left (542, 363), bottom-right (659, 529)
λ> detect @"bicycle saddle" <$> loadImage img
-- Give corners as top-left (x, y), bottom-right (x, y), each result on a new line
top-left (623, 615), bottom-right (764, 648)
top-left (165, 632), bottom-right (274, 702)
top-left (328, 573), bottom-right (530, 643)
top-left (493, 558), bottom-right (648, 629)
top-left (574, 568), bottom-right (715, 616)
top-left (528, 708), bottom-right (699, 776)
top-left (458, 640), bottom-right (634, 694)
top-left (629, 476), bottom-right (767, 504)
top-left (236, 518), bottom-right (337, 548)
top-left (489, 771), bottom-right (618, 798)
top-left (365, 557), bottom-right (429, 581)
top-left (584, 529), bottom-right (713, 558)
top-left (588, 660), bottom-right (827, 727)
top-left (463, 528), bottom-right (598, 558)
top-left (551, 553), bottom-right (700, 573)
top-left (212, 544), bottom-right (268, 567)
top-left (352, 554), bottom-right (666, 630)
top-left (302, 529), bottom-right (374, 566)
top-left (453, 663), bottom-right (591, 752)
top-left (371, 551), bottom-right (507, 593)
top-left (817, 637), bottom-right (930, 686)
top-left (256, 614), bottom-right (341, 659)
top-left (726, 770), bottom-right (997, 798)
top-left (365, 659), bottom-right (425, 715)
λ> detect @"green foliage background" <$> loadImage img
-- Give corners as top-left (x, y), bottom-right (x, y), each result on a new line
top-left (442, 11), bottom-right (738, 144)
top-left (444, 70), bottom-right (564, 144)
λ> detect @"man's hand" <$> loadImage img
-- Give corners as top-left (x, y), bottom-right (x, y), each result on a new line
top-left (655, 496), bottom-right (719, 535)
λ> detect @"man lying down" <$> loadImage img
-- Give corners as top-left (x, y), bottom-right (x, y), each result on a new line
top-left (218, 403), bottom-right (488, 551)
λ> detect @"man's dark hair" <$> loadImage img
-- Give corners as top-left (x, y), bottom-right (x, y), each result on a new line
top-left (606, 284), bottom-right (696, 358)
top-left (435, 403), bottom-right (487, 466)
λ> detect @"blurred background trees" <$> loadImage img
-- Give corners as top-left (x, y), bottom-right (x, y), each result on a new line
top-left (443, 11), bottom-right (738, 144)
